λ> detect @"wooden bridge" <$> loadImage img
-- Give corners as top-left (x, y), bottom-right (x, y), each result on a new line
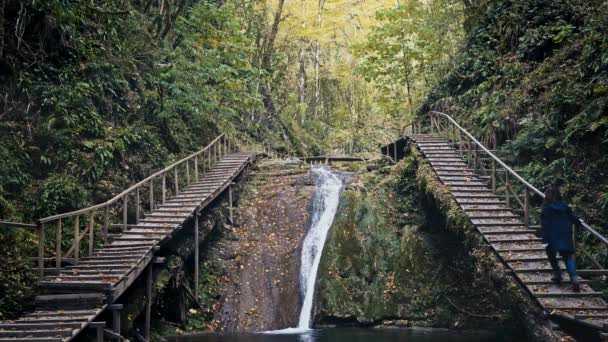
top-left (0, 134), bottom-right (262, 341)
top-left (397, 111), bottom-right (608, 340)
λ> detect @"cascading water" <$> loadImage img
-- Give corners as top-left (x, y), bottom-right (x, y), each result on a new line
top-left (297, 166), bottom-right (343, 329)
top-left (266, 165), bottom-right (344, 335)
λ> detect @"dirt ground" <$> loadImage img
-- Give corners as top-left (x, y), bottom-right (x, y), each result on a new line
top-left (209, 161), bottom-right (315, 332)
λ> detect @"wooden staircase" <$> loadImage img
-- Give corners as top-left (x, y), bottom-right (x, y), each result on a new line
top-left (0, 152), bottom-right (258, 342)
top-left (406, 133), bottom-right (608, 333)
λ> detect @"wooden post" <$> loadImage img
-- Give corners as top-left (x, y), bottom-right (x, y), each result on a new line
top-left (491, 160), bottom-right (496, 194)
top-left (229, 184), bottom-right (234, 224)
top-left (56, 219), bottom-right (62, 272)
top-left (103, 206), bottom-right (109, 244)
top-left (207, 150), bottom-right (211, 170)
top-left (473, 144), bottom-right (478, 171)
top-left (74, 215), bottom-right (79, 265)
top-left (505, 172), bottom-right (510, 207)
top-left (149, 179), bottom-right (154, 212)
top-left (194, 156), bottom-right (199, 182)
top-left (145, 265), bottom-right (152, 342)
top-left (123, 195), bottom-right (128, 232)
top-left (458, 130), bottom-right (463, 158)
top-left (174, 167), bottom-right (179, 195)
top-left (109, 304), bottom-right (123, 341)
top-left (194, 209), bottom-right (200, 300)
top-left (96, 325), bottom-right (103, 342)
top-left (224, 136), bottom-right (228, 156)
top-left (88, 211), bottom-right (94, 256)
top-left (393, 142), bottom-right (397, 161)
top-left (186, 160), bottom-right (190, 185)
top-left (135, 187), bottom-right (140, 225)
top-left (38, 223), bottom-right (45, 277)
top-left (524, 188), bottom-right (530, 227)
top-left (162, 173), bottom-right (166, 204)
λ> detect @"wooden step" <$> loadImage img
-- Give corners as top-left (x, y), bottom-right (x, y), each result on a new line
top-left (480, 229), bottom-right (537, 235)
top-left (35, 293), bottom-right (105, 310)
top-left (0, 322), bottom-right (84, 330)
top-left (534, 292), bottom-right (603, 298)
top-left (523, 280), bottom-right (590, 285)
top-left (38, 281), bottom-right (113, 291)
top-left (487, 237), bottom-right (542, 243)
top-left (0, 330), bottom-right (72, 338)
top-left (0, 337), bottom-right (62, 342)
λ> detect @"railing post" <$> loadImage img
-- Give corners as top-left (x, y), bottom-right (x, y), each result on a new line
top-left (123, 195), bottom-right (128, 232)
top-left (162, 173), bottom-right (166, 204)
top-left (393, 142), bottom-right (397, 161)
top-left (56, 219), bottom-right (62, 272)
top-left (145, 264), bottom-right (152, 342)
top-left (38, 223), bottom-right (45, 278)
top-left (186, 160), bottom-right (190, 185)
top-left (229, 183), bottom-right (234, 225)
top-left (135, 187), bottom-right (140, 225)
top-left (491, 160), bottom-right (496, 194)
top-left (458, 130), bottom-right (463, 158)
top-left (194, 156), bottom-right (199, 182)
top-left (103, 206), bottom-right (109, 244)
top-left (174, 166), bottom-right (179, 195)
top-left (74, 215), bottom-right (79, 265)
top-left (503, 172), bottom-right (509, 207)
top-left (207, 149), bottom-right (211, 170)
top-left (572, 224), bottom-right (577, 263)
top-left (194, 209), bottom-right (200, 301)
top-left (224, 135), bottom-right (228, 156)
top-left (149, 179), bottom-right (154, 212)
top-left (88, 211), bottom-right (94, 256)
top-left (473, 144), bottom-right (478, 172)
top-left (524, 188), bottom-right (530, 227)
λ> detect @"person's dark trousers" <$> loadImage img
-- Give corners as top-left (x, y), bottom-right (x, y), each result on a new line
top-left (546, 247), bottom-right (578, 283)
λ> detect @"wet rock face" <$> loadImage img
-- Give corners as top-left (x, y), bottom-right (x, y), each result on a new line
top-left (314, 158), bottom-right (529, 333)
top-left (210, 160), bottom-right (315, 332)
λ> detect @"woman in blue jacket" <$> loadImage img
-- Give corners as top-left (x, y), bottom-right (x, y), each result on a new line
top-left (541, 186), bottom-right (582, 292)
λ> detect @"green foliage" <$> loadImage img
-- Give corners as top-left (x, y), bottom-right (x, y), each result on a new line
top-left (420, 0), bottom-right (608, 265)
top-left (0, 229), bottom-right (37, 319)
top-left (354, 0), bottom-right (464, 134)
top-left (0, 0), bottom-right (268, 318)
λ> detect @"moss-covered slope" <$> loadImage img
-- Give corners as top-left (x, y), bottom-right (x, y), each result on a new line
top-left (314, 157), bottom-right (539, 337)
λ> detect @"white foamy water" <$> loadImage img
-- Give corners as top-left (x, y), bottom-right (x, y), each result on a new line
top-left (266, 166), bottom-right (343, 335)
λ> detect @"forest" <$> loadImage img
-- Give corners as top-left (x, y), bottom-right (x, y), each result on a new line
top-left (0, 0), bottom-right (607, 341)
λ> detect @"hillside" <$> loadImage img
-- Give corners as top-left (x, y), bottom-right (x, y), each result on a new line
top-left (420, 0), bottom-right (608, 259)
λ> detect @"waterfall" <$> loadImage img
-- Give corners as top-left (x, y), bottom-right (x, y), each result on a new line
top-left (266, 166), bottom-right (343, 334)
top-left (297, 166), bottom-right (343, 329)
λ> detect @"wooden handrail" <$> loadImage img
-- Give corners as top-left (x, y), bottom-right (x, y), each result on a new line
top-left (0, 220), bottom-right (37, 230)
top-left (426, 111), bottom-right (608, 248)
top-left (39, 134), bottom-right (225, 224)
top-left (0, 131), bottom-right (260, 278)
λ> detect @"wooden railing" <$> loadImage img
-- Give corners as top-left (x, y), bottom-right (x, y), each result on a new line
top-left (0, 133), bottom-right (261, 277)
top-left (424, 110), bottom-right (608, 269)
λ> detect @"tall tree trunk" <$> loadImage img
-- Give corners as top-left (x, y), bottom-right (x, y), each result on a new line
top-left (298, 0), bottom-right (307, 123)
top-left (0, 0), bottom-right (4, 58)
top-left (400, 42), bottom-right (415, 121)
top-left (313, 0), bottom-right (325, 118)
top-left (259, 0), bottom-right (284, 119)
top-left (298, 48), bottom-right (306, 115)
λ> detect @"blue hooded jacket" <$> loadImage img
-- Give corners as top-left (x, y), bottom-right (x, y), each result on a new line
top-left (540, 201), bottom-right (580, 253)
